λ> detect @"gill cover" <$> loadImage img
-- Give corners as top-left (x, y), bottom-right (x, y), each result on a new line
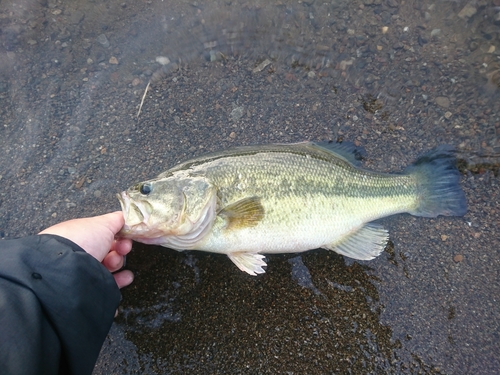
top-left (163, 176), bottom-right (217, 249)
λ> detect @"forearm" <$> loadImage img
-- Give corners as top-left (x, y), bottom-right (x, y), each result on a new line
top-left (0, 235), bottom-right (121, 375)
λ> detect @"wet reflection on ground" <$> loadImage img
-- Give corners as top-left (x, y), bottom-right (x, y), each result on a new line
top-left (0, 0), bottom-right (499, 373)
top-left (109, 246), bottom-right (402, 373)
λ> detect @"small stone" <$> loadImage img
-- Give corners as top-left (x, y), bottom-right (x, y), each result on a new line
top-left (339, 60), bottom-right (353, 70)
top-left (109, 56), bottom-right (118, 65)
top-left (97, 34), bottom-right (110, 48)
top-left (458, 4), bottom-right (477, 20)
top-left (74, 176), bottom-right (86, 189)
top-left (230, 106), bottom-right (244, 121)
top-left (381, 26), bottom-right (388, 34)
top-left (487, 45), bottom-right (495, 54)
top-left (27, 39), bottom-right (37, 45)
top-left (386, 0), bottom-right (398, 8)
top-left (441, 234), bottom-right (448, 241)
top-left (435, 96), bottom-right (450, 108)
top-left (495, 11), bottom-right (500, 25)
top-left (469, 41), bottom-right (479, 51)
top-left (252, 59), bottom-right (271, 73)
top-left (453, 254), bottom-right (463, 263)
top-left (444, 111), bottom-right (452, 119)
top-left (51, 9), bottom-right (62, 15)
top-left (430, 29), bottom-right (441, 38)
top-left (229, 131), bottom-right (236, 139)
top-left (51, 212), bottom-right (57, 218)
top-left (132, 78), bottom-right (141, 86)
top-left (209, 50), bottom-right (217, 62)
top-left (93, 190), bottom-right (102, 198)
top-left (307, 71), bottom-right (316, 78)
top-left (156, 56), bottom-right (170, 65)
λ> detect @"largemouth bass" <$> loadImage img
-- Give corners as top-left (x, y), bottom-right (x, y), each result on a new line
top-left (117, 142), bottom-right (467, 275)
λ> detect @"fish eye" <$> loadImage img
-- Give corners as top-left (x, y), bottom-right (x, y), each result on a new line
top-left (139, 182), bottom-right (153, 195)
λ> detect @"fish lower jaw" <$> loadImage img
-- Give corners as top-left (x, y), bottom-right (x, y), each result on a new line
top-left (118, 224), bottom-right (169, 241)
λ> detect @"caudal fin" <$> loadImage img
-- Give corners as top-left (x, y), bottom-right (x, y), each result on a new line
top-left (405, 145), bottom-right (467, 218)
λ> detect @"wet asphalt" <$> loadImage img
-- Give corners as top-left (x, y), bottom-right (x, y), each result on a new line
top-left (0, 0), bottom-right (499, 374)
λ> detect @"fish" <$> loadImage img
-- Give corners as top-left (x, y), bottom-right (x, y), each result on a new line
top-left (117, 142), bottom-right (467, 275)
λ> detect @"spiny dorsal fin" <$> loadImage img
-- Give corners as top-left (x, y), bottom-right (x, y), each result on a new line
top-left (219, 197), bottom-right (265, 230)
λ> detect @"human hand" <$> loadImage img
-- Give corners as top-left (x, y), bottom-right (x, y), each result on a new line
top-left (39, 211), bottom-right (134, 289)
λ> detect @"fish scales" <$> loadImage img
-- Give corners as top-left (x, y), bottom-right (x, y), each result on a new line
top-left (195, 153), bottom-right (413, 251)
top-left (118, 142), bottom-right (466, 275)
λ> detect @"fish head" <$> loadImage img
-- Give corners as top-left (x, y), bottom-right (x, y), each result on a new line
top-left (117, 175), bottom-right (216, 246)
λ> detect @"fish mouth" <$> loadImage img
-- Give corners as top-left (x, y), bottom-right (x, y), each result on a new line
top-left (116, 191), bottom-right (180, 244)
top-left (116, 192), bottom-right (130, 218)
top-left (117, 191), bottom-right (151, 236)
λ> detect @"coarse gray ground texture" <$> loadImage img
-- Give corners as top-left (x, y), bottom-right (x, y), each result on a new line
top-left (1, 0), bottom-right (499, 374)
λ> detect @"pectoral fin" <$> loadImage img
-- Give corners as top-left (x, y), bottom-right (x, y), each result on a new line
top-left (218, 197), bottom-right (265, 230)
top-left (227, 252), bottom-right (267, 275)
top-left (323, 223), bottom-right (389, 260)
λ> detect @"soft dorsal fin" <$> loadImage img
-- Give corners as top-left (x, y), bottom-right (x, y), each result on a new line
top-left (218, 197), bottom-right (265, 230)
top-left (311, 141), bottom-right (366, 167)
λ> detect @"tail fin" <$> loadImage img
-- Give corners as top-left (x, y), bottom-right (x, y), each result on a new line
top-left (405, 145), bottom-right (467, 218)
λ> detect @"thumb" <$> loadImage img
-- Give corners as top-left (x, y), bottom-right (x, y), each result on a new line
top-left (99, 211), bottom-right (125, 236)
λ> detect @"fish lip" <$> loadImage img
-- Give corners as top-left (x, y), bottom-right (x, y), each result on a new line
top-left (116, 191), bottom-right (132, 234)
top-left (117, 191), bottom-right (130, 216)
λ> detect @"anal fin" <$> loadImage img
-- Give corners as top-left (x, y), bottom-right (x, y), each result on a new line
top-left (323, 223), bottom-right (389, 260)
top-left (227, 252), bottom-right (267, 276)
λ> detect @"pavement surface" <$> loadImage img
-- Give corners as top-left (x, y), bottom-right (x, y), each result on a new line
top-left (0, 0), bottom-right (499, 374)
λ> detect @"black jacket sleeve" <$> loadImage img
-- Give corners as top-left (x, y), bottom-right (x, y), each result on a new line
top-left (0, 234), bottom-right (121, 375)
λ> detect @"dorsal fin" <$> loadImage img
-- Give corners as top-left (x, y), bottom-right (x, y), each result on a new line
top-left (158, 141), bottom-right (367, 178)
top-left (311, 141), bottom-right (366, 167)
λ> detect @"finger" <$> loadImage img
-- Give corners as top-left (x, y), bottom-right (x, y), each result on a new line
top-left (113, 270), bottom-right (134, 289)
top-left (112, 238), bottom-right (133, 256)
top-left (99, 211), bottom-right (125, 236)
top-left (103, 251), bottom-right (124, 272)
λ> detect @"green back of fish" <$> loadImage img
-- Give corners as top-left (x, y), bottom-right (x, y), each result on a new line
top-left (159, 142), bottom-right (416, 209)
